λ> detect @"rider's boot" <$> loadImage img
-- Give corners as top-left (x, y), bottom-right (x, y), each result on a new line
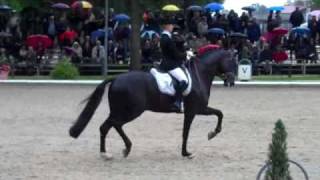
top-left (173, 81), bottom-right (188, 112)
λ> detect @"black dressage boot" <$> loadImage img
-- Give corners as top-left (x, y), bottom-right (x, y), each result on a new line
top-left (173, 81), bottom-right (188, 113)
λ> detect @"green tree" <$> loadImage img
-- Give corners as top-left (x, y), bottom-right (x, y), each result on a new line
top-left (312, 0), bottom-right (320, 7)
top-left (265, 120), bottom-right (292, 180)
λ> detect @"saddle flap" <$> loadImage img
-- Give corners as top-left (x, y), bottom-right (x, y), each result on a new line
top-left (150, 68), bottom-right (192, 96)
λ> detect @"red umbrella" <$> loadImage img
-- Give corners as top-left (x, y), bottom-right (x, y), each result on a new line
top-left (271, 27), bottom-right (288, 37)
top-left (26, 35), bottom-right (53, 49)
top-left (272, 51), bottom-right (288, 63)
top-left (59, 30), bottom-right (78, 44)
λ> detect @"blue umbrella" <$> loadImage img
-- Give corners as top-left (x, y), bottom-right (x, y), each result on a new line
top-left (291, 27), bottom-right (310, 36)
top-left (208, 28), bottom-right (225, 35)
top-left (187, 5), bottom-right (203, 11)
top-left (230, 32), bottom-right (247, 38)
top-left (51, 3), bottom-right (70, 10)
top-left (242, 6), bottom-right (256, 12)
top-left (114, 14), bottom-right (130, 22)
top-left (0, 4), bottom-right (12, 11)
top-left (204, 3), bottom-right (224, 12)
top-left (91, 29), bottom-right (113, 43)
top-left (141, 30), bottom-right (159, 39)
top-left (268, 6), bottom-right (284, 12)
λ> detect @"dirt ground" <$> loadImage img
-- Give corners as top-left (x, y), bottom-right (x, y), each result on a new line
top-left (0, 85), bottom-right (319, 180)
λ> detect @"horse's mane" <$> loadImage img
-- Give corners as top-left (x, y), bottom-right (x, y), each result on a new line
top-left (199, 49), bottom-right (230, 64)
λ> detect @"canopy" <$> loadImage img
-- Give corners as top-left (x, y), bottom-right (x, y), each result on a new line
top-left (114, 14), bottom-right (130, 22)
top-left (187, 5), bottom-right (203, 11)
top-left (162, 4), bottom-right (180, 12)
top-left (208, 28), bottom-right (225, 35)
top-left (26, 35), bottom-right (53, 49)
top-left (52, 3), bottom-right (70, 10)
top-left (268, 6), bottom-right (284, 12)
top-left (204, 3), bottom-right (224, 12)
top-left (71, 1), bottom-right (93, 9)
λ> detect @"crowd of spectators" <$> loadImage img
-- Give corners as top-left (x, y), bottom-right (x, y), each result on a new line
top-left (0, 5), bottom-right (318, 75)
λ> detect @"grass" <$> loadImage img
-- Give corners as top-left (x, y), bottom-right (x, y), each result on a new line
top-left (7, 74), bottom-right (320, 81)
top-left (252, 75), bottom-right (320, 81)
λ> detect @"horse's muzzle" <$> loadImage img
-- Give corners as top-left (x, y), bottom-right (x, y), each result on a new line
top-left (223, 72), bottom-right (235, 87)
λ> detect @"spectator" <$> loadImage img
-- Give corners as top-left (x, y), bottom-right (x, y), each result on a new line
top-left (142, 39), bottom-right (152, 63)
top-left (228, 10), bottom-right (240, 32)
top-left (71, 41), bottom-right (83, 63)
top-left (308, 16), bottom-right (318, 44)
top-left (59, 26), bottom-right (78, 46)
top-left (189, 11), bottom-right (201, 36)
top-left (0, 48), bottom-right (8, 65)
top-left (247, 19), bottom-right (261, 43)
top-left (275, 11), bottom-right (282, 27)
top-left (44, 16), bottom-right (57, 39)
top-left (82, 35), bottom-right (92, 59)
top-left (240, 12), bottom-right (249, 33)
top-left (114, 41), bottom-right (126, 64)
top-left (197, 16), bottom-right (208, 37)
top-left (35, 42), bottom-right (46, 65)
top-left (290, 7), bottom-right (304, 28)
top-left (91, 40), bottom-right (105, 63)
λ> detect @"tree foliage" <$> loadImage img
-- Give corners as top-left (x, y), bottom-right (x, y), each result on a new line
top-left (265, 120), bottom-right (292, 180)
top-left (312, 0), bottom-right (320, 7)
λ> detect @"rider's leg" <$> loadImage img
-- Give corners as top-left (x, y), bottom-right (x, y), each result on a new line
top-left (169, 67), bottom-right (188, 111)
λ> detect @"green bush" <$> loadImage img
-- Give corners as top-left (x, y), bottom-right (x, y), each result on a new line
top-left (50, 58), bottom-right (79, 80)
top-left (265, 119), bottom-right (292, 180)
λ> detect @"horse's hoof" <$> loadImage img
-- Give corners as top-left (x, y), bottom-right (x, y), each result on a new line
top-left (183, 153), bottom-right (195, 159)
top-left (182, 152), bottom-right (195, 159)
top-left (122, 148), bottom-right (130, 158)
top-left (100, 152), bottom-right (113, 160)
top-left (208, 131), bottom-right (218, 140)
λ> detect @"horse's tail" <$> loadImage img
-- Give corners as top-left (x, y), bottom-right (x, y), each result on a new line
top-left (69, 79), bottom-right (112, 138)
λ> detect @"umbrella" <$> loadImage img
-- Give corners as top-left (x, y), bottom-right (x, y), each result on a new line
top-left (272, 51), bottom-right (288, 63)
top-left (0, 4), bottom-right (12, 11)
top-left (242, 6), bottom-right (256, 12)
top-left (71, 1), bottom-right (93, 9)
top-left (208, 28), bottom-right (225, 35)
top-left (268, 6), bottom-right (284, 12)
top-left (114, 13), bottom-right (130, 22)
top-left (291, 27), bottom-right (310, 36)
top-left (90, 28), bottom-right (113, 43)
top-left (0, 32), bottom-right (12, 38)
top-left (26, 35), bottom-right (53, 49)
top-left (162, 4), bottom-right (180, 11)
top-left (64, 47), bottom-right (77, 55)
top-left (187, 5), bottom-right (203, 11)
top-left (230, 32), bottom-right (247, 38)
top-left (51, 3), bottom-right (70, 10)
top-left (141, 30), bottom-right (159, 39)
top-left (271, 27), bottom-right (288, 36)
top-left (204, 3), bottom-right (224, 12)
top-left (262, 32), bottom-right (275, 42)
top-left (59, 30), bottom-right (78, 43)
top-left (309, 10), bottom-right (320, 18)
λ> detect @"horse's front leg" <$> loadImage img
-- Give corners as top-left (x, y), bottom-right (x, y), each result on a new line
top-left (198, 107), bottom-right (223, 140)
top-left (182, 112), bottom-right (195, 158)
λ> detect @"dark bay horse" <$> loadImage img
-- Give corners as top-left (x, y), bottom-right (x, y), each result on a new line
top-left (69, 49), bottom-right (235, 158)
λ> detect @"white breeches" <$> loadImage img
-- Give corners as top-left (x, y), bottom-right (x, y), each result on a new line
top-left (169, 67), bottom-right (188, 82)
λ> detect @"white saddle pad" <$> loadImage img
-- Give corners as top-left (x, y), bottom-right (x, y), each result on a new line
top-left (150, 68), bottom-right (192, 96)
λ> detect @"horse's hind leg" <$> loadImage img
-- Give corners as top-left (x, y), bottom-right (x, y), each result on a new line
top-left (114, 125), bottom-right (132, 158)
top-left (100, 117), bottom-right (114, 154)
top-left (198, 107), bottom-right (223, 140)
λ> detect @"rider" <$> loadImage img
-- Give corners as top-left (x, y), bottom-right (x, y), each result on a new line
top-left (159, 16), bottom-right (188, 112)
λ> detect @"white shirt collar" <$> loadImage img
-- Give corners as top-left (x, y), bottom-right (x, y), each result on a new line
top-left (162, 30), bottom-right (172, 38)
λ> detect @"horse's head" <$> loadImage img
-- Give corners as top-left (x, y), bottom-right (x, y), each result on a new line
top-left (200, 49), bottom-right (235, 87)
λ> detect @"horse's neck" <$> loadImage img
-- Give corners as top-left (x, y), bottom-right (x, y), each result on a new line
top-left (190, 60), bottom-right (214, 98)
